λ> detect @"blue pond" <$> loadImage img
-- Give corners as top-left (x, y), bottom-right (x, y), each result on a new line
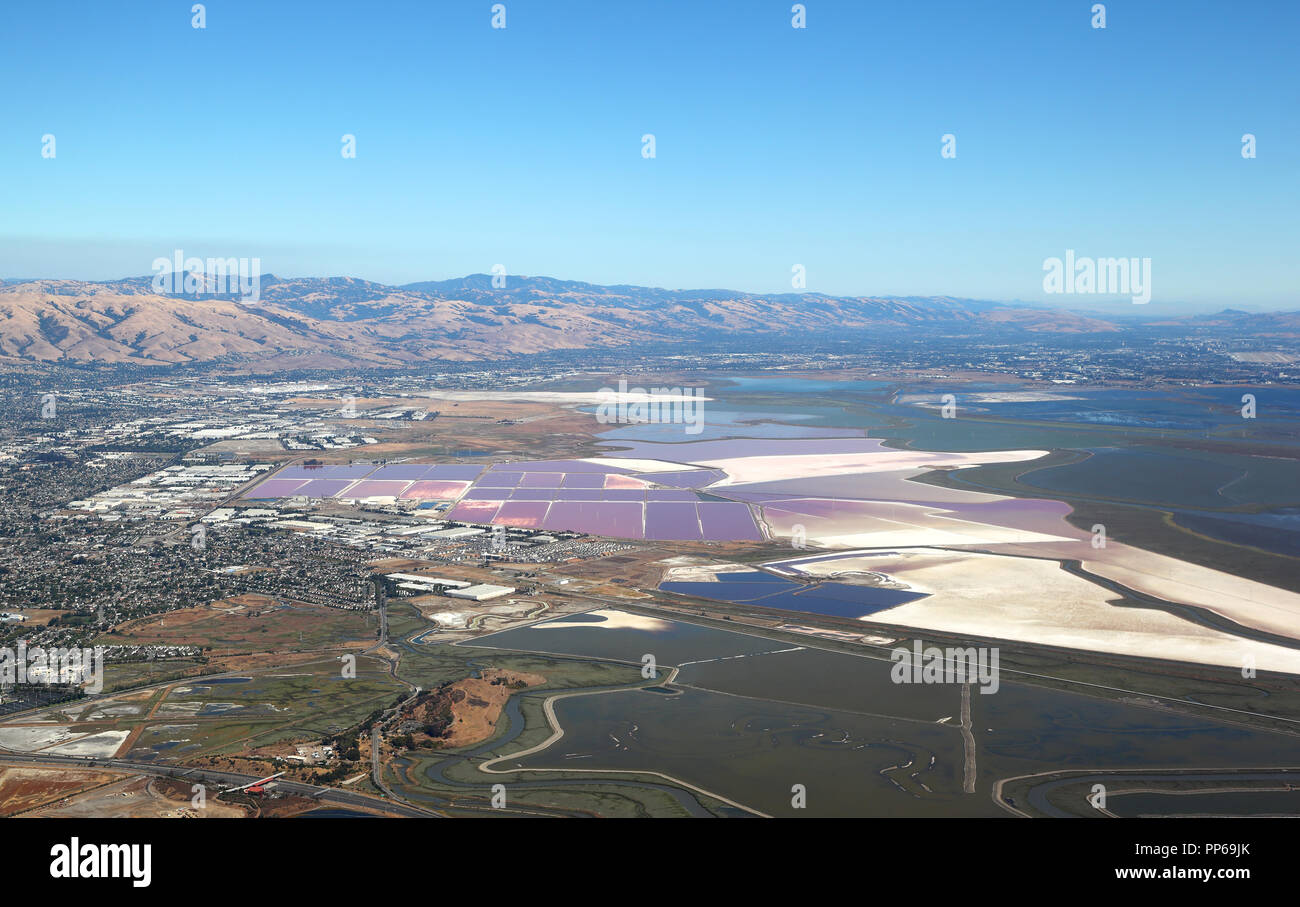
top-left (659, 571), bottom-right (925, 619)
top-left (1173, 508), bottom-right (1300, 558)
top-left (918, 387), bottom-right (1300, 431)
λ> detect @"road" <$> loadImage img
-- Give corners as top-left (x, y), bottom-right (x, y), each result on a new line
top-left (0, 751), bottom-right (439, 817)
top-left (360, 581), bottom-right (426, 803)
top-left (959, 682), bottom-right (977, 794)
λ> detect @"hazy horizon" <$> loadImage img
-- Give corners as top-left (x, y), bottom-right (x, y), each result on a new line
top-left (0, 265), bottom-right (1287, 317)
top-left (2, 0), bottom-right (1296, 310)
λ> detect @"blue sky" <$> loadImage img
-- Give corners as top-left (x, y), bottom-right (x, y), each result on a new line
top-left (1, 0), bottom-right (1296, 310)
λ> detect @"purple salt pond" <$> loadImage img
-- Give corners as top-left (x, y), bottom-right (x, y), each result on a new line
top-left (518, 472), bottom-right (565, 488)
top-left (493, 501), bottom-right (551, 528)
top-left (476, 472), bottom-right (523, 488)
top-left (544, 501), bottom-right (644, 538)
top-left (445, 500), bottom-right (503, 522)
top-left (509, 488), bottom-right (559, 501)
top-left (641, 469), bottom-right (725, 488)
top-left (896, 497), bottom-right (1079, 538)
top-left (645, 502), bottom-right (702, 540)
top-left (600, 489), bottom-right (646, 502)
top-left (647, 489), bottom-right (698, 501)
top-left (698, 503), bottom-right (764, 541)
top-left (275, 464), bottom-right (376, 479)
top-left (562, 473), bottom-right (606, 489)
top-left (233, 446), bottom-right (1056, 549)
top-left (927, 497), bottom-right (1073, 520)
top-left (551, 488), bottom-right (606, 501)
top-left (424, 464), bottom-right (487, 480)
top-left (366, 464), bottom-right (432, 481)
top-left (741, 497), bottom-right (868, 518)
top-left (340, 480), bottom-right (410, 498)
top-left (294, 479), bottom-right (358, 497)
top-left (243, 478), bottom-right (308, 498)
top-left (400, 480), bottom-right (469, 500)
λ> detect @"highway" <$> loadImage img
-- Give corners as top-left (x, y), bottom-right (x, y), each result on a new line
top-left (0, 751), bottom-right (440, 818)
top-left (362, 582), bottom-right (430, 807)
top-left (368, 679), bottom-right (424, 800)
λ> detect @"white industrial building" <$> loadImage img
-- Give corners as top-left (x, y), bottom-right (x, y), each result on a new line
top-left (385, 573), bottom-right (473, 595)
top-left (426, 526), bottom-right (485, 539)
top-left (446, 583), bottom-right (515, 602)
top-left (384, 573), bottom-right (470, 587)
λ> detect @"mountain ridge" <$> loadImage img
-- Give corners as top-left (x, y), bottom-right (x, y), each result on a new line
top-left (0, 273), bottom-right (1291, 368)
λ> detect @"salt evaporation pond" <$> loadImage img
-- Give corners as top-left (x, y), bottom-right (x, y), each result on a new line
top-left (660, 570), bottom-right (926, 619)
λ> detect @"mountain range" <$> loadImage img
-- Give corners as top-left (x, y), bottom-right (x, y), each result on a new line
top-left (0, 274), bottom-right (1293, 369)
